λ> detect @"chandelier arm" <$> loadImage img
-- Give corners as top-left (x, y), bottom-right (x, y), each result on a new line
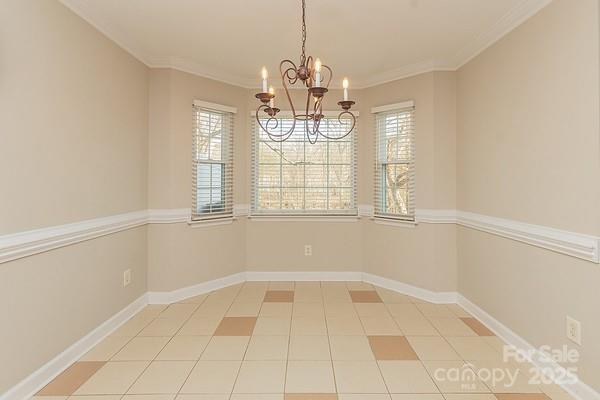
top-left (314, 111), bottom-right (356, 141)
top-left (322, 64), bottom-right (333, 89)
top-left (255, 104), bottom-right (295, 141)
top-left (280, 59), bottom-right (299, 118)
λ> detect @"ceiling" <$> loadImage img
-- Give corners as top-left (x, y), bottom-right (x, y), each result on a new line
top-left (60, 0), bottom-right (551, 88)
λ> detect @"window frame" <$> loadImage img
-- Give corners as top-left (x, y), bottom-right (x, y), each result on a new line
top-left (251, 112), bottom-right (358, 217)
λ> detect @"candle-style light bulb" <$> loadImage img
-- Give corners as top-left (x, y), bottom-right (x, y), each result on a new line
top-left (314, 58), bottom-right (322, 87)
top-left (261, 67), bottom-right (268, 92)
top-left (268, 86), bottom-right (275, 108)
top-left (342, 78), bottom-right (349, 101)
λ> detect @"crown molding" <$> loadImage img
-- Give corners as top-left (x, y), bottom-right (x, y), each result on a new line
top-left (60, 0), bottom-right (553, 90)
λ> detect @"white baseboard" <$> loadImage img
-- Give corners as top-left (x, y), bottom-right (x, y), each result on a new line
top-left (147, 272), bottom-right (246, 304)
top-left (457, 294), bottom-right (600, 400)
top-left (1, 294), bottom-right (148, 400)
top-left (362, 272), bottom-right (458, 304)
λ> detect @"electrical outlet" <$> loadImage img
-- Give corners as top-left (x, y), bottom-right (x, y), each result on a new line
top-left (304, 244), bottom-right (312, 256)
top-left (566, 316), bottom-right (581, 345)
top-left (123, 269), bottom-right (132, 287)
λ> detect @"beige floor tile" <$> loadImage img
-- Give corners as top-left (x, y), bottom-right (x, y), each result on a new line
top-left (288, 335), bottom-right (331, 360)
top-left (322, 289), bottom-right (352, 303)
top-left (386, 303), bottom-right (423, 318)
top-left (467, 360), bottom-right (542, 393)
top-left (111, 318), bottom-right (152, 337)
top-left (285, 361), bottom-right (336, 393)
top-left (127, 361), bottom-right (195, 394)
top-left (329, 335), bottom-right (375, 360)
top-left (177, 316), bottom-right (221, 336)
top-left (447, 304), bottom-right (473, 318)
top-left (177, 293), bottom-right (208, 304)
top-left (423, 360), bottom-right (490, 393)
top-left (324, 303), bottom-right (357, 317)
top-left (74, 361), bottom-right (149, 395)
top-left (192, 303), bottom-right (229, 318)
top-left (349, 291), bottom-right (383, 303)
top-left (483, 336), bottom-right (508, 353)
top-left (235, 290), bottom-right (268, 303)
top-left (333, 361), bottom-right (387, 393)
top-left (261, 302), bottom-right (293, 317)
top-left (390, 395), bottom-right (443, 400)
top-left (176, 395), bottom-right (229, 400)
top-left (360, 315), bottom-right (403, 335)
top-left (112, 337), bottom-right (170, 361)
top-left (394, 315), bottom-right (440, 336)
top-left (293, 302), bottom-right (325, 317)
top-left (138, 319), bottom-right (184, 337)
top-left (253, 316), bottom-right (292, 335)
top-left (346, 282), bottom-right (374, 290)
top-left (134, 305), bottom-right (168, 321)
top-left (341, 395), bottom-right (391, 400)
top-left (231, 395), bottom-right (284, 400)
top-left (368, 336), bottom-right (419, 360)
top-left (291, 316), bottom-right (327, 335)
top-left (37, 362), bottom-right (105, 396)
top-left (179, 360), bottom-right (241, 394)
top-left (264, 290), bottom-right (295, 302)
top-left (285, 395), bottom-right (338, 400)
top-left (376, 288), bottom-right (416, 304)
top-left (541, 384), bottom-right (576, 400)
top-left (233, 360), bottom-right (286, 393)
top-left (407, 336), bottom-right (461, 360)
top-left (326, 316), bottom-right (365, 335)
top-left (294, 285), bottom-right (323, 302)
top-left (460, 318), bottom-right (495, 336)
top-left (69, 396), bottom-right (123, 400)
top-left (201, 336), bottom-right (249, 360)
top-left (159, 304), bottom-right (198, 320)
top-left (214, 316), bottom-right (257, 336)
top-left (226, 302), bottom-right (262, 317)
top-left (446, 336), bottom-right (502, 360)
top-left (428, 317), bottom-right (477, 336)
top-left (245, 335), bottom-right (289, 360)
top-left (355, 303), bottom-right (391, 317)
top-left (442, 395), bottom-right (497, 400)
top-left (80, 336), bottom-right (132, 361)
top-left (377, 360), bottom-right (439, 393)
top-left (155, 336), bottom-right (210, 360)
top-left (494, 395), bottom-right (551, 400)
top-left (416, 304), bottom-right (454, 318)
top-left (30, 397), bottom-right (69, 400)
top-left (269, 281), bottom-right (295, 290)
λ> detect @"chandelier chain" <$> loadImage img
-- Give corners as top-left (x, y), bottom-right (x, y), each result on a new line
top-left (301, 0), bottom-right (307, 65)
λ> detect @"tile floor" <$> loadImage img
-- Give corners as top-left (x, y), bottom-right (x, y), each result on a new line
top-left (32, 281), bottom-right (574, 400)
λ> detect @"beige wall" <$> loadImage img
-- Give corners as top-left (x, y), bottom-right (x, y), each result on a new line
top-left (457, 0), bottom-right (600, 391)
top-left (0, 0), bottom-right (149, 392)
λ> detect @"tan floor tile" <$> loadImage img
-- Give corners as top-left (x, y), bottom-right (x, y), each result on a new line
top-left (176, 395), bottom-right (229, 400)
top-left (232, 395), bottom-right (284, 400)
top-left (177, 293), bottom-right (209, 304)
top-left (390, 395), bottom-right (443, 400)
top-left (377, 360), bottom-right (439, 393)
top-left (285, 361), bottom-right (336, 393)
top-left (341, 395), bottom-right (391, 400)
top-left (428, 317), bottom-right (477, 336)
top-left (121, 395), bottom-right (175, 400)
top-left (285, 395), bottom-right (338, 400)
top-left (214, 316), bottom-right (257, 336)
top-left (333, 361), bottom-right (387, 393)
top-left (159, 304), bottom-right (198, 320)
top-left (447, 304), bottom-right (472, 318)
top-left (423, 360), bottom-right (490, 393)
top-left (269, 281), bottom-right (295, 290)
top-left (235, 290), bottom-right (268, 303)
top-left (293, 302), bottom-right (325, 317)
top-left (201, 336), bottom-right (249, 360)
top-left (127, 361), bottom-right (195, 394)
top-left (138, 319), bottom-right (184, 337)
top-left (346, 282), bottom-right (374, 290)
top-left (324, 303), bottom-right (357, 317)
top-left (261, 302), bottom-right (293, 317)
top-left (368, 336), bottom-right (419, 360)
top-left (461, 318), bottom-right (495, 336)
top-left (394, 315), bottom-right (440, 336)
top-left (288, 335), bottom-right (331, 360)
top-left (540, 384), bottom-right (576, 400)
top-left (80, 336), bottom-right (132, 361)
top-left (294, 285), bottom-right (323, 302)
top-left (355, 303), bottom-right (391, 317)
top-left (112, 337), bottom-right (170, 361)
top-left (442, 395), bottom-right (497, 400)
top-left (30, 397), bottom-right (69, 400)
top-left (74, 361), bottom-right (149, 395)
top-left (386, 303), bottom-right (423, 318)
top-left (494, 395), bottom-right (551, 400)
top-left (192, 303), bottom-right (229, 318)
top-left (416, 304), bottom-right (454, 317)
top-left (329, 335), bottom-right (375, 360)
top-left (179, 360), bottom-right (241, 394)
top-left (349, 291), bottom-right (383, 303)
top-left (245, 335), bottom-right (289, 360)
top-left (360, 315), bottom-right (403, 335)
top-left (155, 336), bottom-right (210, 360)
top-left (233, 360), bottom-right (286, 393)
top-left (291, 316), bottom-right (327, 335)
top-left (69, 396), bottom-right (123, 400)
top-left (178, 316), bottom-right (222, 335)
top-left (407, 336), bottom-right (461, 360)
top-left (253, 316), bottom-right (292, 335)
top-left (264, 290), bottom-right (295, 302)
top-left (322, 289), bottom-right (352, 303)
top-left (226, 302), bottom-right (262, 317)
top-left (37, 362), bottom-right (105, 396)
top-left (376, 288), bottom-right (416, 304)
top-left (326, 316), bottom-right (365, 335)
top-left (446, 336), bottom-right (502, 360)
top-left (111, 318), bottom-right (152, 337)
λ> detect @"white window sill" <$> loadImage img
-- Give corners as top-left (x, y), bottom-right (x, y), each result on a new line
top-left (372, 217), bottom-right (418, 228)
top-left (248, 215), bottom-right (360, 223)
top-left (188, 217), bottom-right (235, 228)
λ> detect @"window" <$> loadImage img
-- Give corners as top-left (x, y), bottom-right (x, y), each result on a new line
top-left (373, 102), bottom-right (415, 220)
top-left (192, 101), bottom-right (235, 220)
top-left (252, 116), bottom-right (357, 215)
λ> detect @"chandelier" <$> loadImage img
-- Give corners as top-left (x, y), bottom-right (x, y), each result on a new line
top-left (254, 0), bottom-right (356, 144)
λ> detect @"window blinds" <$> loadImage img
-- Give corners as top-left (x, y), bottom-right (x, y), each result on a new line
top-left (192, 104), bottom-right (234, 220)
top-left (251, 116), bottom-right (358, 215)
top-left (374, 105), bottom-right (415, 220)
